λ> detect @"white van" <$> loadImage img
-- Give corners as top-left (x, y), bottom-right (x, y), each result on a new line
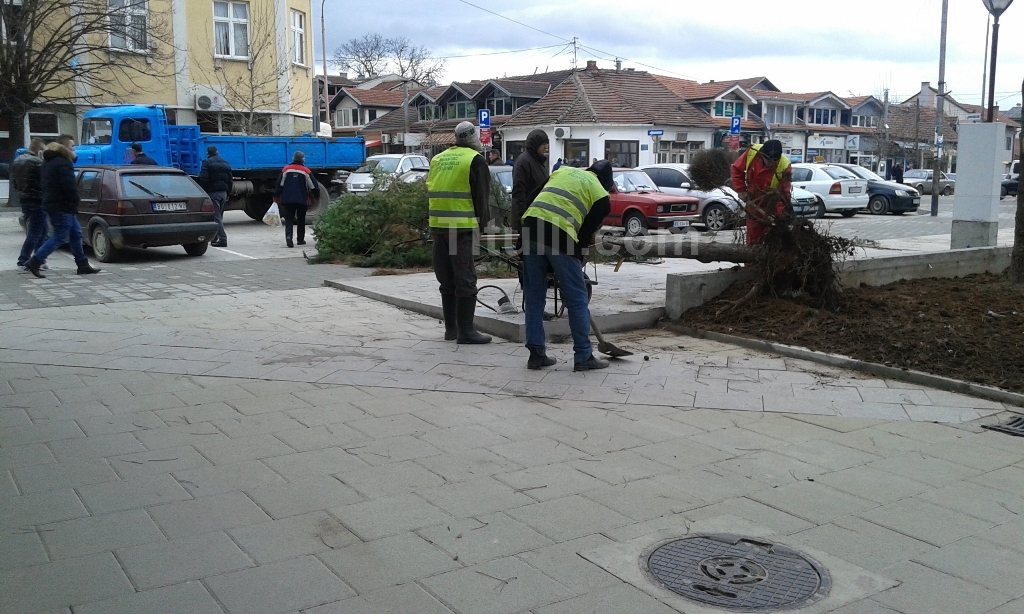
top-left (345, 153), bottom-right (429, 195)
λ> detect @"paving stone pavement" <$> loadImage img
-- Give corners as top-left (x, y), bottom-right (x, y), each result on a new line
top-left (1, 285), bottom-right (1024, 613)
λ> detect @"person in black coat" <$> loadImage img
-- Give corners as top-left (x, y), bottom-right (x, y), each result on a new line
top-left (24, 135), bottom-right (101, 278)
top-left (12, 138), bottom-right (46, 268)
top-left (198, 146), bottom-right (233, 247)
top-left (129, 143), bottom-right (157, 165)
top-left (511, 129), bottom-right (550, 233)
top-left (273, 151), bottom-right (320, 248)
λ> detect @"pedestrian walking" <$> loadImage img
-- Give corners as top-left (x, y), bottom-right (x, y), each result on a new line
top-left (892, 162), bottom-right (904, 184)
top-left (427, 121), bottom-right (492, 344)
top-left (273, 151), bottom-right (319, 248)
top-left (12, 138), bottom-right (47, 270)
top-left (730, 139), bottom-right (792, 246)
top-left (198, 146), bottom-right (233, 248)
top-left (520, 161), bottom-right (613, 371)
top-left (486, 149), bottom-right (503, 165)
top-left (511, 130), bottom-right (550, 232)
top-left (129, 143), bottom-right (157, 165)
top-left (24, 135), bottom-right (101, 278)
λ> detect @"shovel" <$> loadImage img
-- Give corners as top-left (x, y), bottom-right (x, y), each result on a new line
top-left (590, 315), bottom-right (633, 357)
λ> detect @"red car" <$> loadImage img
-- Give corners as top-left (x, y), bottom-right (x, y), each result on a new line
top-left (603, 169), bottom-right (700, 235)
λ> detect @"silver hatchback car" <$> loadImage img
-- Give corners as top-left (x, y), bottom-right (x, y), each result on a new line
top-left (637, 163), bottom-right (743, 231)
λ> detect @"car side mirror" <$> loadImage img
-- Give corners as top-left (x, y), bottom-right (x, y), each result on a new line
top-left (680, 182), bottom-right (691, 189)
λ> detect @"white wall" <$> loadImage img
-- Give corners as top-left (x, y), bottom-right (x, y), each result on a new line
top-left (500, 124), bottom-right (715, 168)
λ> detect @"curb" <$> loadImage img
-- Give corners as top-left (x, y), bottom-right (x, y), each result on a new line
top-left (664, 323), bottom-right (1024, 411)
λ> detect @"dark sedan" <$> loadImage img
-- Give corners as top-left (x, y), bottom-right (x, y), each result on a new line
top-left (1002, 176), bottom-right (1020, 199)
top-left (829, 163), bottom-right (921, 215)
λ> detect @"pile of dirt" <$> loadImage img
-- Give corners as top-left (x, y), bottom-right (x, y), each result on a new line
top-left (677, 273), bottom-right (1024, 394)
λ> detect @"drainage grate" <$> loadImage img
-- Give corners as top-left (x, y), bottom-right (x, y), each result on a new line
top-left (983, 417), bottom-right (1024, 438)
top-left (645, 534), bottom-right (830, 611)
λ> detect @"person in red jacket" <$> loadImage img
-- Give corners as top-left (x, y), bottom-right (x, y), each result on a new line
top-left (274, 151), bottom-right (319, 248)
top-left (730, 139), bottom-right (792, 246)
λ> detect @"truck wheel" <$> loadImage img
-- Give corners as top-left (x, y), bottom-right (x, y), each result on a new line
top-left (90, 226), bottom-right (118, 263)
top-left (183, 242), bottom-right (209, 256)
top-left (243, 194), bottom-right (272, 221)
top-left (305, 180), bottom-right (331, 222)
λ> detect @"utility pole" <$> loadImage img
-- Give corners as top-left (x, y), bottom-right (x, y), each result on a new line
top-left (571, 37), bottom-right (578, 70)
top-left (882, 88), bottom-right (890, 177)
top-left (930, 0), bottom-right (948, 217)
top-left (403, 79), bottom-right (410, 154)
top-left (321, 0), bottom-right (328, 128)
top-left (915, 97), bottom-right (922, 169)
top-left (981, 15), bottom-right (991, 110)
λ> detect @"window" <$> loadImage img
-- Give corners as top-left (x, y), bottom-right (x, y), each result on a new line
top-left (28, 113), bottom-right (59, 143)
top-left (564, 140), bottom-right (589, 166)
top-left (446, 100), bottom-right (476, 120)
top-left (713, 100), bottom-right (744, 118)
top-left (808, 108), bottom-right (837, 125)
top-left (83, 119), bottom-right (114, 145)
top-left (852, 114), bottom-right (878, 128)
top-left (486, 97), bottom-right (513, 116)
top-left (109, 0), bottom-right (148, 52)
top-left (2, 0), bottom-right (23, 45)
top-left (214, 1), bottom-right (249, 58)
top-left (290, 10), bottom-right (305, 64)
top-left (604, 140), bottom-right (639, 168)
top-left (119, 119), bottom-right (150, 143)
top-left (791, 168), bottom-right (812, 182)
top-left (78, 171), bottom-right (102, 200)
top-left (763, 104), bottom-right (794, 125)
top-left (196, 112), bottom-right (270, 134)
top-left (418, 104), bottom-right (440, 121)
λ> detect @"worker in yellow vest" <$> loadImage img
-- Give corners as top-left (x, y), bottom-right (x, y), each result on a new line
top-left (520, 161), bottom-right (614, 371)
top-left (426, 121), bottom-right (493, 344)
top-left (730, 139), bottom-right (792, 245)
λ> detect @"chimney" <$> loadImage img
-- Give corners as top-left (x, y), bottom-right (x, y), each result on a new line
top-left (920, 82), bottom-right (934, 106)
top-left (615, 58), bottom-right (622, 71)
top-left (586, 60), bottom-right (598, 71)
top-left (625, 68), bottom-right (635, 72)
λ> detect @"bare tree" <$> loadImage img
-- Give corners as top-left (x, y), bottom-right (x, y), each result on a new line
top-left (332, 33), bottom-right (389, 78)
top-left (190, 1), bottom-right (310, 135)
top-left (332, 34), bottom-right (444, 85)
top-left (0, 0), bottom-right (172, 159)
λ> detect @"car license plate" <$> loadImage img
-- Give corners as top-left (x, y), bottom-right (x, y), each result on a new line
top-left (848, 187), bottom-right (862, 193)
top-left (152, 202), bottom-right (187, 212)
top-left (913, 198), bottom-right (921, 205)
top-left (672, 220), bottom-right (689, 228)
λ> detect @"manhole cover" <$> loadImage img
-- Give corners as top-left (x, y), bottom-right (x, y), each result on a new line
top-left (983, 416), bottom-right (1024, 438)
top-left (645, 534), bottom-right (830, 611)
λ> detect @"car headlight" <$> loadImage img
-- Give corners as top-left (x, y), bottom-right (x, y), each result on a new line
top-left (895, 189), bottom-right (910, 197)
top-left (657, 205), bottom-right (667, 213)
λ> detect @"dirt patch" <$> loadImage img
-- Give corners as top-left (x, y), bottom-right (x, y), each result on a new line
top-left (677, 272), bottom-right (1024, 394)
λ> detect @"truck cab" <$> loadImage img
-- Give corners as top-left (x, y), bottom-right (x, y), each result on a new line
top-left (76, 106), bottom-right (174, 167)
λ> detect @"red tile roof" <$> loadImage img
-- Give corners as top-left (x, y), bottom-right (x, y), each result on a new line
top-left (342, 87), bottom-right (407, 108)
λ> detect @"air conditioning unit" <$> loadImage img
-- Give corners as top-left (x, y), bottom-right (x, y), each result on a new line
top-left (381, 134), bottom-right (390, 144)
top-left (553, 125), bottom-right (572, 139)
top-left (193, 86), bottom-right (225, 112)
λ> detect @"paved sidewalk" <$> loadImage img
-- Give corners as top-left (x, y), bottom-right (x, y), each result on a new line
top-left (2, 282), bottom-right (1024, 612)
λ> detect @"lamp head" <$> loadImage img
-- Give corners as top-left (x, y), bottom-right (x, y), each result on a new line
top-left (983, 0), bottom-right (1014, 18)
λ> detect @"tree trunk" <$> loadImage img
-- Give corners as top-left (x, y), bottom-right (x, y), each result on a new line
top-left (598, 236), bottom-right (757, 263)
top-left (3, 108), bottom-right (27, 162)
top-left (1012, 79), bottom-right (1024, 283)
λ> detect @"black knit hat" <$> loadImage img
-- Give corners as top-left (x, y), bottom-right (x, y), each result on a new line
top-left (761, 139), bottom-right (783, 159)
top-left (587, 160), bottom-right (615, 192)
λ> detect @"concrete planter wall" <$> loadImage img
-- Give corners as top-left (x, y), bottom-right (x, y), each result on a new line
top-left (666, 246), bottom-right (1012, 320)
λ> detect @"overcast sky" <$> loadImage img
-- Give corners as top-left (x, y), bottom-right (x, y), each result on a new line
top-left (315, 0), bottom-right (1024, 111)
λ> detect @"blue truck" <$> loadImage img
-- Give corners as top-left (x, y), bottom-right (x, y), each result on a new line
top-left (73, 105), bottom-right (365, 220)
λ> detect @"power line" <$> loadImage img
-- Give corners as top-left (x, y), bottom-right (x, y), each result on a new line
top-left (429, 43), bottom-right (567, 61)
top-left (454, 0), bottom-right (570, 44)
top-left (577, 43), bottom-right (696, 80)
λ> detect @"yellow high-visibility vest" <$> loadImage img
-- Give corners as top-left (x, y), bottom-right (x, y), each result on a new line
top-left (744, 144), bottom-right (791, 189)
top-left (522, 167), bottom-right (607, 242)
top-left (427, 147), bottom-right (479, 230)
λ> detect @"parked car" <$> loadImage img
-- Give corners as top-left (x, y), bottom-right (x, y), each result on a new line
top-left (346, 153), bottom-right (429, 195)
top-left (902, 169), bottom-right (955, 195)
top-left (827, 163), bottom-right (921, 215)
top-left (72, 165), bottom-right (218, 262)
top-left (395, 164), bottom-right (514, 229)
top-left (605, 169), bottom-right (700, 235)
top-left (790, 163), bottom-right (869, 217)
top-left (790, 186), bottom-right (820, 217)
top-left (1002, 176), bottom-right (1020, 199)
top-left (637, 163), bottom-right (743, 231)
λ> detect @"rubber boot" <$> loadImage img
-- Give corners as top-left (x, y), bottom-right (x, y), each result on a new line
top-left (441, 294), bottom-right (458, 341)
top-left (456, 297), bottom-right (491, 344)
top-left (527, 347), bottom-right (556, 370)
top-left (574, 354), bottom-right (609, 372)
top-left (25, 257), bottom-right (46, 279)
top-left (76, 260), bottom-right (101, 275)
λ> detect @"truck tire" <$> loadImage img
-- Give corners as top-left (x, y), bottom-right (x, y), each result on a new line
top-left (305, 180), bottom-right (331, 222)
top-left (243, 194), bottom-right (272, 221)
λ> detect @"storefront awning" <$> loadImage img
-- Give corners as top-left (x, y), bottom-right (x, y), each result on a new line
top-left (364, 139), bottom-right (382, 148)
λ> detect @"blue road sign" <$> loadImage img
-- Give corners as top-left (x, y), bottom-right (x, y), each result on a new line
top-left (478, 109), bottom-right (490, 128)
top-left (647, 129), bottom-right (664, 136)
top-left (730, 116), bottom-right (741, 135)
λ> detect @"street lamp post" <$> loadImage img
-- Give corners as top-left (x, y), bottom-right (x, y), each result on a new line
top-left (982, 0), bottom-right (1015, 122)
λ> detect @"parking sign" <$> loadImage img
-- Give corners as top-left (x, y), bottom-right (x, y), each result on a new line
top-left (730, 116), bottom-right (741, 135)
top-left (478, 109), bottom-right (490, 128)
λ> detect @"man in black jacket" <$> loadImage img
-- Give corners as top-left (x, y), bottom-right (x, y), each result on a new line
top-left (511, 129), bottom-right (549, 233)
top-left (129, 143), bottom-right (157, 165)
top-left (198, 146), bottom-right (233, 247)
top-left (12, 138), bottom-right (46, 269)
top-left (24, 135), bottom-right (101, 278)
top-left (273, 151), bottom-right (319, 248)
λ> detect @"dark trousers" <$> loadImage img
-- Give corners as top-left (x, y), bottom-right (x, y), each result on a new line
top-left (431, 229), bottom-right (478, 298)
top-left (18, 205), bottom-right (48, 266)
top-left (31, 211), bottom-right (87, 264)
top-left (209, 191), bottom-right (227, 242)
top-left (279, 202), bottom-right (307, 241)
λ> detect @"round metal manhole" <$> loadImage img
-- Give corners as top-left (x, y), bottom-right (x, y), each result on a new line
top-left (645, 534), bottom-right (830, 611)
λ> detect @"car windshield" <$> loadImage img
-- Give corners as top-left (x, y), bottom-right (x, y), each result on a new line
top-left (82, 119), bottom-right (113, 145)
top-left (613, 171), bottom-right (658, 193)
top-left (843, 165), bottom-right (883, 181)
top-left (121, 173), bottom-right (206, 198)
top-left (355, 157), bottom-right (401, 174)
top-left (823, 167), bottom-right (857, 180)
top-left (492, 170), bottom-right (512, 191)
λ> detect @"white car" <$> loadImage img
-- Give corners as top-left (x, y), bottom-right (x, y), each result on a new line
top-left (346, 153), bottom-right (429, 195)
top-left (638, 163), bottom-right (743, 231)
top-left (790, 163), bottom-right (868, 217)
